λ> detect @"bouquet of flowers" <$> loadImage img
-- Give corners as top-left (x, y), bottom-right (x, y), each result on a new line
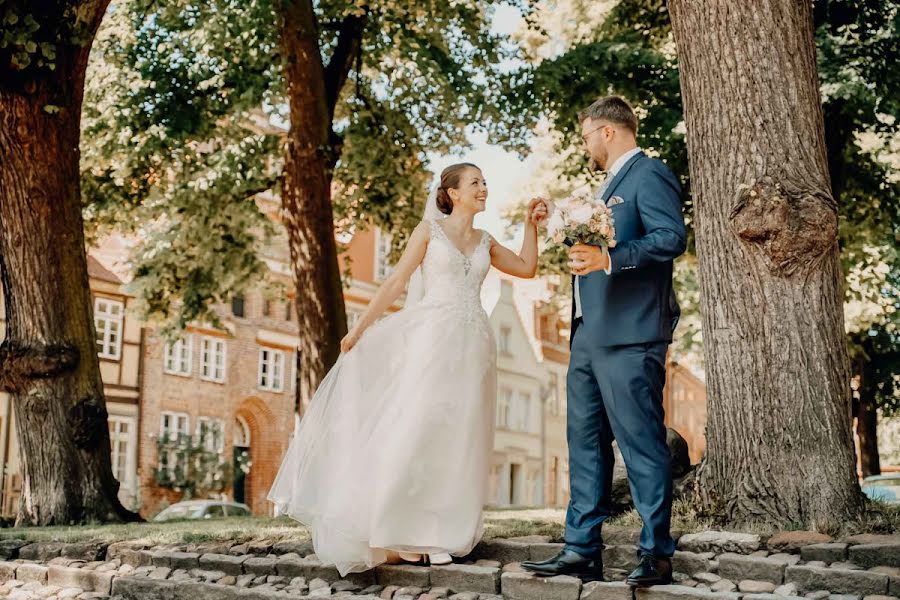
top-left (545, 187), bottom-right (617, 249)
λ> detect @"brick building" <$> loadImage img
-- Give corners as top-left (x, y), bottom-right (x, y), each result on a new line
top-left (136, 195), bottom-right (407, 518)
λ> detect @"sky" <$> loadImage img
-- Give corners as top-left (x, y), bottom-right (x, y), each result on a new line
top-left (422, 5), bottom-right (558, 338)
top-left (425, 4), bottom-right (534, 246)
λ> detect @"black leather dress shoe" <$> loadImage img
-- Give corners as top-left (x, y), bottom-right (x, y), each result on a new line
top-left (626, 554), bottom-right (673, 587)
top-left (521, 549), bottom-right (605, 582)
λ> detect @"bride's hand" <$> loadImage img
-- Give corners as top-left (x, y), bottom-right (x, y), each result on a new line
top-left (527, 198), bottom-right (549, 227)
top-left (340, 327), bottom-right (363, 353)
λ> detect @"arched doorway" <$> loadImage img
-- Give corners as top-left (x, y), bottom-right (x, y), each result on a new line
top-left (234, 397), bottom-right (278, 515)
top-left (233, 415), bottom-right (251, 505)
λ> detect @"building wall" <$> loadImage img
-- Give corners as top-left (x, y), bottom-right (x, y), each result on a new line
top-left (662, 361), bottom-right (708, 464)
top-left (535, 294), bottom-right (571, 509)
top-left (489, 279), bottom-right (547, 507)
top-left (137, 293), bottom-right (299, 518)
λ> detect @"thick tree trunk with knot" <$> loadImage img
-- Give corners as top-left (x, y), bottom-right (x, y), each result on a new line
top-left (668, 0), bottom-right (863, 529)
top-left (0, 0), bottom-right (140, 525)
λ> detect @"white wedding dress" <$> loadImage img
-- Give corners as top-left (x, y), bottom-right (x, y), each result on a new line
top-left (268, 215), bottom-right (498, 576)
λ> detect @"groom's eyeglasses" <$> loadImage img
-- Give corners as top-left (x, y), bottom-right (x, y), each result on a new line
top-left (581, 124), bottom-right (610, 143)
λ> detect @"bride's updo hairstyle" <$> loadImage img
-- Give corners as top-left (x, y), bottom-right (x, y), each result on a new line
top-left (436, 162), bottom-right (480, 215)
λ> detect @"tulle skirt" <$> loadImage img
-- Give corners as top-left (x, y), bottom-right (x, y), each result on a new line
top-left (268, 300), bottom-right (497, 575)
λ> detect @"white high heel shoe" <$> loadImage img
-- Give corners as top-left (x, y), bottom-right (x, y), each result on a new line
top-left (429, 553), bottom-right (453, 565)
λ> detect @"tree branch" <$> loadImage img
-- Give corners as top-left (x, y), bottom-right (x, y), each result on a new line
top-left (324, 13), bottom-right (367, 121)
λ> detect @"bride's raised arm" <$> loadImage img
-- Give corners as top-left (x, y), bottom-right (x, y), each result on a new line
top-left (488, 198), bottom-right (547, 279)
top-left (341, 221), bottom-right (430, 350)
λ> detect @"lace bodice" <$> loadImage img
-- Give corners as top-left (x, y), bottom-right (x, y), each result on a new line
top-left (419, 218), bottom-right (492, 317)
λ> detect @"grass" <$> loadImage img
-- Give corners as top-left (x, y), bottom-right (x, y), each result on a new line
top-left (0, 516), bottom-right (310, 546)
top-left (0, 503), bottom-right (895, 547)
top-left (0, 510), bottom-right (569, 547)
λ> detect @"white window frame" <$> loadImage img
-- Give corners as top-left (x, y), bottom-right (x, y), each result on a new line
top-left (257, 347), bottom-right (285, 392)
top-left (375, 229), bottom-right (394, 281)
top-left (516, 391), bottom-right (532, 432)
top-left (200, 336), bottom-right (227, 383)
top-left (548, 372), bottom-right (560, 416)
top-left (159, 411), bottom-right (190, 477)
top-left (497, 387), bottom-right (512, 429)
top-left (164, 335), bottom-right (193, 377)
top-left (160, 411), bottom-right (190, 443)
top-left (196, 416), bottom-right (225, 454)
top-left (108, 415), bottom-right (137, 496)
top-left (94, 297), bottom-right (124, 360)
top-left (499, 326), bottom-right (512, 354)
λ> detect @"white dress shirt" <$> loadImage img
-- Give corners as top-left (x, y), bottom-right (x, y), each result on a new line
top-left (574, 147), bottom-right (642, 319)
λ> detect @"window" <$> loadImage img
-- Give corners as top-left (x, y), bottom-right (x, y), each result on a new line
top-left (164, 335), bottom-right (193, 376)
top-left (160, 412), bottom-right (190, 443)
top-left (262, 299), bottom-right (272, 317)
top-left (204, 504), bottom-right (226, 518)
top-left (200, 336), bottom-right (227, 383)
top-left (159, 412), bottom-right (190, 477)
top-left (231, 295), bottom-right (245, 317)
top-left (516, 392), bottom-right (532, 432)
top-left (196, 417), bottom-right (225, 453)
top-left (258, 347), bottom-right (285, 392)
top-left (496, 387), bottom-right (512, 429)
top-left (376, 229), bottom-right (393, 281)
top-left (94, 298), bottom-right (124, 359)
top-left (108, 416), bottom-right (134, 486)
top-left (499, 326), bottom-right (512, 354)
top-left (285, 300), bottom-right (293, 321)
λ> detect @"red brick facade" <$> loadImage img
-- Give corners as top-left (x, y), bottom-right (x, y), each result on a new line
top-left (138, 293), bottom-right (298, 518)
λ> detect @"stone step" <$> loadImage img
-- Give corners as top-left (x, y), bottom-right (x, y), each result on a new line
top-left (0, 532), bottom-right (899, 600)
top-left (0, 558), bottom-right (895, 600)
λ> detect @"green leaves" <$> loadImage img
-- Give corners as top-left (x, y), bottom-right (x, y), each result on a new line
top-left (82, 0), bottom-right (528, 331)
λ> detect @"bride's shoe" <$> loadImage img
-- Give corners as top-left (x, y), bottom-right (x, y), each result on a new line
top-left (398, 552), bottom-right (425, 564)
top-left (429, 553), bottom-right (453, 565)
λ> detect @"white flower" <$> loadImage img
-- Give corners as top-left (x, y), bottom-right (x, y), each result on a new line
top-left (569, 202), bottom-right (594, 224)
top-left (547, 209), bottom-right (565, 235)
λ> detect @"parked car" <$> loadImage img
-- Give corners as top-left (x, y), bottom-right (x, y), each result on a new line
top-left (861, 474), bottom-right (900, 504)
top-left (152, 500), bottom-right (251, 522)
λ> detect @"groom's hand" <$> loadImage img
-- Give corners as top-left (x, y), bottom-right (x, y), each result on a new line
top-left (568, 243), bottom-right (609, 276)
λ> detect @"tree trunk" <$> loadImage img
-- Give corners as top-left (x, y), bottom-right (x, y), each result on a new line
top-left (278, 0), bottom-right (348, 410)
top-left (668, 0), bottom-right (863, 528)
top-left (0, 1), bottom-right (140, 525)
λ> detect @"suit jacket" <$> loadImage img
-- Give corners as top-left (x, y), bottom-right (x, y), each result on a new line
top-left (567, 150), bottom-right (687, 347)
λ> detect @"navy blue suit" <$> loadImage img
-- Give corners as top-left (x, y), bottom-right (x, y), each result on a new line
top-left (563, 150), bottom-right (687, 560)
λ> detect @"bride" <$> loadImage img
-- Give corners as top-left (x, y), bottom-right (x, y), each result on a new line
top-left (268, 162), bottom-right (548, 576)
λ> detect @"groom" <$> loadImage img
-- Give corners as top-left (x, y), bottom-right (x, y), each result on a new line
top-left (523, 96), bottom-right (687, 586)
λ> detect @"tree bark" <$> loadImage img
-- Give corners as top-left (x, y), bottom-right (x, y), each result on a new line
top-left (0, 1), bottom-right (140, 525)
top-left (278, 0), bottom-right (349, 409)
top-left (668, 0), bottom-right (863, 528)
